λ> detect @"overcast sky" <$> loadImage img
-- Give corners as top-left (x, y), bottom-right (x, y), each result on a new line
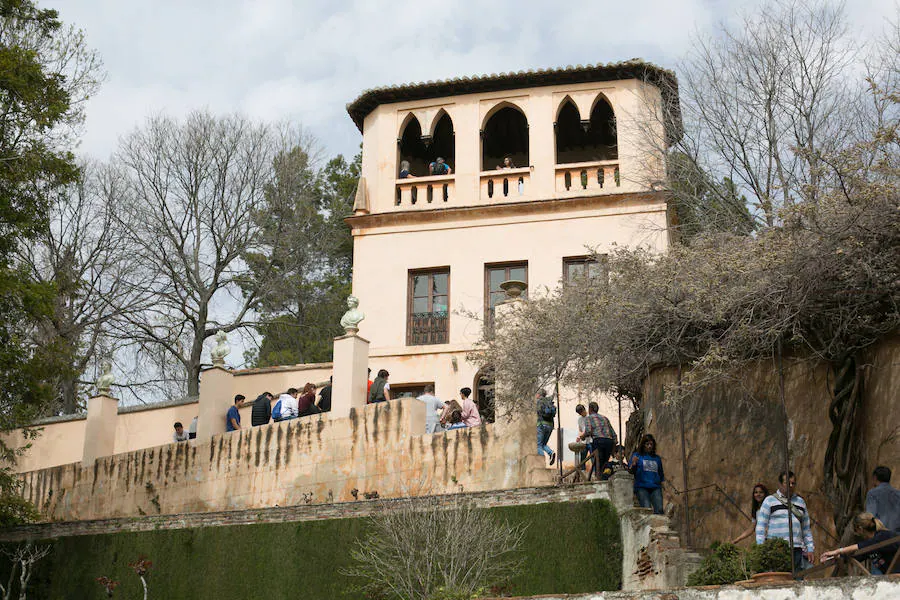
top-left (55, 0), bottom-right (897, 165)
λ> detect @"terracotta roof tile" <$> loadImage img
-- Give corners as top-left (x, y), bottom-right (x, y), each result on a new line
top-left (346, 59), bottom-right (682, 142)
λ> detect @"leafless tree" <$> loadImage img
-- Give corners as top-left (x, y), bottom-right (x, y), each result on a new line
top-left (17, 163), bottom-right (150, 413)
top-left (345, 496), bottom-right (525, 600)
top-left (0, 543), bottom-right (51, 600)
top-left (628, 0), bottom-right (869, 232)
top-left (109, 112), bottom-right (297, 397)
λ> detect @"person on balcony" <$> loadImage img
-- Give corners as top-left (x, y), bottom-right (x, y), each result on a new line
top-left (536, 389), bottom-right (556, 466)
top-left (459, 387), bottom-right (482, 427)
top-left (629, 434), bottom-right (665, 514)
top-left (298, 382), bottom-right (321, 416)
top-left (866, 466), bottom-right (900, 531)
top-left (446, 409), bottom-right (467, 430)
top-left (820, 512), bottom-right (899, 574)
top-left (580, 401), bottom-right (616, 481)
top-left (317, 377), bottom-right (333, 413)
top-left (251, 391), bottom-right (274, 426)
top-left (440, 397), bottom-right (462, 428)
top-left (417, 384), bottom-right (444, 434)
top-left (277, 387), bottom-right (301, 420)
top-left (225, 394), bottom-right (246, 432)
top-left (731, 483), bottom-right (770, 544)
top-left (496, 156), bottom-right (516, 169)
top-left (429, 157), bottom-right (452, 175)
top-left (368, 369), bottom-right (391, 403)
top-left (755, 470), bottom-right (815, 571)
top-left (172, 422), bottom-right (189, 442)
top-left (399, 160), bottom-right (415, 179)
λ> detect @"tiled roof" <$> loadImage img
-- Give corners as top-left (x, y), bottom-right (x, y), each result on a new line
top-left (346, 59), bottom-right (682, 142)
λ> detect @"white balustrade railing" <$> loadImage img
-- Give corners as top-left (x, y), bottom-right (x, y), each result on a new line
top-left (479, 168), bottom-right (530, 201)
top-left (555, 161), bottom-right (620, 195)
top-left (395, 175), bottom-right (455, 208)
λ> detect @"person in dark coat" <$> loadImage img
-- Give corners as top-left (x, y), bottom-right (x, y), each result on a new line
top-left (250, 392), bottom-right (274, 426)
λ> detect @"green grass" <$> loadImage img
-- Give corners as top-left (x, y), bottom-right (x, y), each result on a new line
top-left (2, 499), bottom-right (621, 599)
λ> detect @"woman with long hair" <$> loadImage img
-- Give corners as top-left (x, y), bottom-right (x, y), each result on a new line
top-left (821, 513), bottom-right (899, 574)
top-left (731, 483), bottom-right (770, 544)
top-left (629, 434), bottom-right (665, 514)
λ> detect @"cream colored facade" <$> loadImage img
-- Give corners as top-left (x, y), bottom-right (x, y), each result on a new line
top-left (5, 62), bottom-right (677, 474)
top-left (347, 64), bottom-right (673, 449)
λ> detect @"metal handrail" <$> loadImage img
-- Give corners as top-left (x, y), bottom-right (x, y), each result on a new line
top-left (667, 481), bottom-right (841, 545)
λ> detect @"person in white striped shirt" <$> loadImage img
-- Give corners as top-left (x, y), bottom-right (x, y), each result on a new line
top-left (755, 470), bottom-right (815, 571)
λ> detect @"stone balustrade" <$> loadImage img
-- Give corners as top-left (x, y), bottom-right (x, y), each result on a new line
top-left (555, 160), bottom-right (620, 195)
top-left (395, 174), bottom-right (455, 208)
top-left (479, 167), bottom-right (531, 201)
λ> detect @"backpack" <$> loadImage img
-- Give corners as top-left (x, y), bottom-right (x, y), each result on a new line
top-left (431, 161), bottom-right (448, 175)
top-left (539, 400), bottom-right (556, 422)
top-left (369, 378), bottom-right (387, 403)
top-left (272, 399), bottom-right (282, 421)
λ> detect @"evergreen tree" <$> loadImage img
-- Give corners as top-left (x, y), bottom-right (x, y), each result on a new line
top-left (245, 150), bottom-right (359, 366)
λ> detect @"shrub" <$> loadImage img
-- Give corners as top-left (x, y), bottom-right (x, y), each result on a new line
top-left (686, 542), bottom-right (748, 586)
top-left (747, 538), bottom-right (792, 574)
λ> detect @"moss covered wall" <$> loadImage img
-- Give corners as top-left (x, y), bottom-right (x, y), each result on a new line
top-left (2, 499), bottom-right (621, 599)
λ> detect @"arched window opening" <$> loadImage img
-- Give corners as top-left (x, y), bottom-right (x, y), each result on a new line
top-left (398, 116), bottom-right (428, 178)
top-left (398, 112), bottom-right (456, 179)
top-left (474, 367), bottom-right (495, 424)
top-left (430, 112), bottom-right (455, 172)
top-left (555, 96), bottom-right (617, 164)
top-left (482, 106), bottom-right (528, 171)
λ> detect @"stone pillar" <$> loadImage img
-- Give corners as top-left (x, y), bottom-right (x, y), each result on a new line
top-left (82, 394), bottom-right (119, 466)
top-left (197, 366), bottom-right (234, 442)
top-left (331, 334), bottom-right (369, 419)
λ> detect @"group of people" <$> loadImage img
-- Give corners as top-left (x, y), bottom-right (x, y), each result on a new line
top-left (536, 393), bottom-right (667, 515)
top-left (415, 384), bottom-right (482, 433)
top-left (728, 467), bottom-right (900, 574)
top-left (397, 155), bottom-right (519, 179)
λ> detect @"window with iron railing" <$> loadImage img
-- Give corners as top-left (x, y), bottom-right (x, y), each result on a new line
top-left (407, 269), bottom-right (449, 345)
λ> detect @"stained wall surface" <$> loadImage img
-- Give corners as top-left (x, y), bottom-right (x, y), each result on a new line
top-left (640, 335), bottom-right (900, 550)
top-left (21, 398), bottom-right (554, 521)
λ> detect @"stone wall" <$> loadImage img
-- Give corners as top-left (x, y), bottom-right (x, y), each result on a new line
top-left (641, 335), bottom-right (900, 550)
top-left (19, 398), bottom-right (553, 521)
top-left (481, 577), bottom-right (900, 599)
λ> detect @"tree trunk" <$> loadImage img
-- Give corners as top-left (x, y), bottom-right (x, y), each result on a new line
top-left (823, 354), bottom-right (868, 536)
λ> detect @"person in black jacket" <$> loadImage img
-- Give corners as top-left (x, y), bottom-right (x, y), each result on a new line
top-left (250, 392), bottom-right (274, 426)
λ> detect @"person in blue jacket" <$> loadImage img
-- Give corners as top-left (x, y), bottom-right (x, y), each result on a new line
top-left (629, 433), bottom-right (665, 514)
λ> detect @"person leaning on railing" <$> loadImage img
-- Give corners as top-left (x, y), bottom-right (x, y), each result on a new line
top-left (820, 513), bottom-right (900, 575)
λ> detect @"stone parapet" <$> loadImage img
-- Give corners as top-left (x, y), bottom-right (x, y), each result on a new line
top-left (19, 398), bottom-right (556, 522)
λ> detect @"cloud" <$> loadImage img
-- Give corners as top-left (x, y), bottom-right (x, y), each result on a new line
top-left (55, 0), bottom-right (898, 163)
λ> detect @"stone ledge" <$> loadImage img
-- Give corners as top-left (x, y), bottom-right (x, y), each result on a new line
top-left (0, 482), bottom-right (611, 543)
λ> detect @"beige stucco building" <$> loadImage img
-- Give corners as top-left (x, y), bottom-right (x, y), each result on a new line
top-left (4, 60), bottom-right (679, 474)
top-left (345, 60), bottom-right (677, 450)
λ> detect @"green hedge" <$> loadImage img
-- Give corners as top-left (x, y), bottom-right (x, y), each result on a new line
top-left (2, 500), bottom-right (621, 599)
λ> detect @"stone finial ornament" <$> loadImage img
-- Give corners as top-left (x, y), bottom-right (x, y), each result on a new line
top-left (96, 361), bottom-right (115, 395)
top-left (210, 331), bottom-right (231, 366)
top-left (340, 295), bottom-right (365, 335)
top-left (499, 279), bottom-right (527, 301)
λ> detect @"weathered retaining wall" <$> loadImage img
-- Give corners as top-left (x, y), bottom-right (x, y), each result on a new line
top-left (19, 398), bottom-right (552, 521)
top-left (483, 576), bottom-right (900, 599)
top-left (642, 334), bottom-right (900, 550)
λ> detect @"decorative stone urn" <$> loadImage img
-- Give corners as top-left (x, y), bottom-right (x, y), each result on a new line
top-left (499, 279), bottom-right (527, 301)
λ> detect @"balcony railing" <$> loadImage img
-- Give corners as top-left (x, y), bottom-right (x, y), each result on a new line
top-left (407, 312), bottom-right (449, 345)
top-left (479, 168), bottom-right (530, 201)
top-left (555, 160), bottom-right (620, 195)
top-left (395, 175), bottom-right (455, 209)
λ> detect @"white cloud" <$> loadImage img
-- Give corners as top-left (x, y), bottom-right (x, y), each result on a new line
top-left (51, 0), bottom-right (898, 162)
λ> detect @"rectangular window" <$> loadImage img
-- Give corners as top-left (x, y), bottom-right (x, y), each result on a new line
top-left (407, 269), bottom-right (450, 345)
top-left (563, 255), bottom-right (608, 284)
top-left (484, 262), bottom-right (528, 332)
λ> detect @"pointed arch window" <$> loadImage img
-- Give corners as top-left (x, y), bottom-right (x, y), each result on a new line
top-left (482, 105), bottom-right (529, 171)
top-left (555, 95), bottom-right (617, 164)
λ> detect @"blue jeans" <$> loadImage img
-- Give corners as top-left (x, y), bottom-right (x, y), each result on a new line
top-left (537, 423), bottom-right (554, 456)
top-left (636, 487), bottom-right (663, 514)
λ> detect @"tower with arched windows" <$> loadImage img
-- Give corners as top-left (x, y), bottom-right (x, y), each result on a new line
top-left (345, 61), bottom-right (679, 443)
